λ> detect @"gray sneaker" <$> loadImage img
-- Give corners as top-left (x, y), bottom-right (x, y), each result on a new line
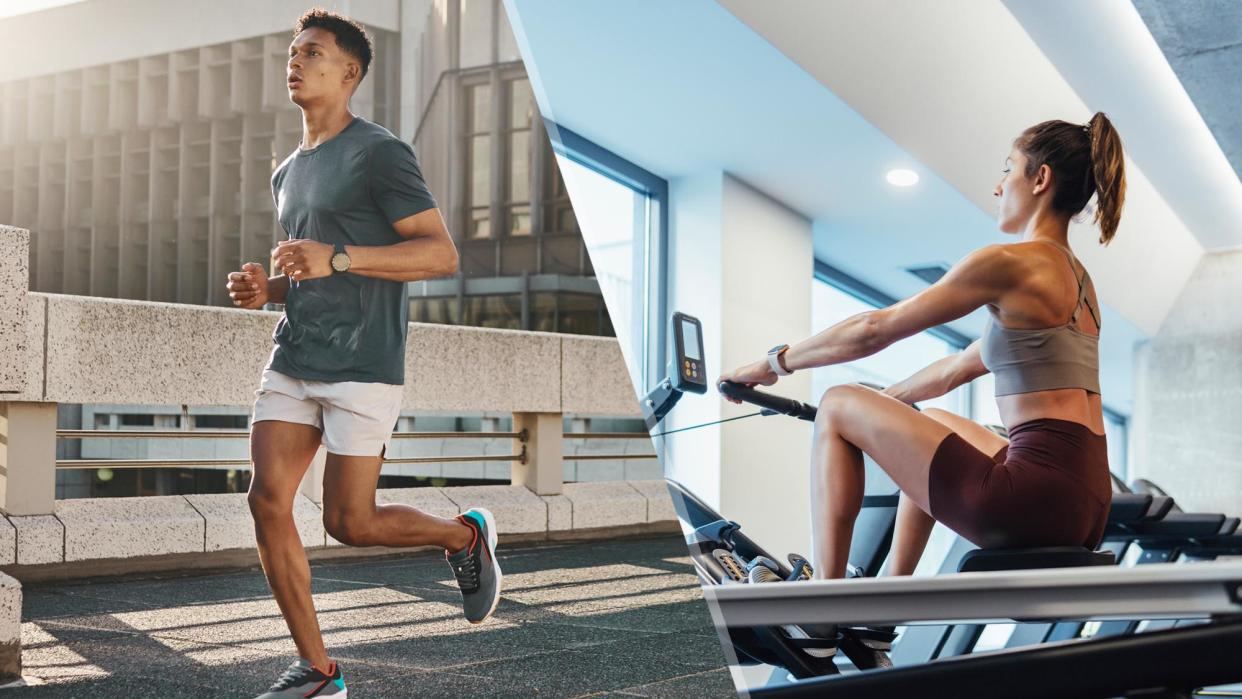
top-left (447, 507), bottom-right (502, 624)
top-left (255, 658), bottom-right (346, 698)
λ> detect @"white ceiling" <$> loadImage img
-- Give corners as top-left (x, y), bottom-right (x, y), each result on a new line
top-left (509, 0), bottom-right (1190, 412)
top-left (1004, 0), bottom-right (1242, 251)
top-left (716, 0), bottom-right (1210, 338)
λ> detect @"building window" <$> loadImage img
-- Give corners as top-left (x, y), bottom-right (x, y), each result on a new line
top-left (463, 294), bottom-right (521, 329)
top-left (411, 296), bottom-right (460, 325)
top-left (504, 77), bottom-right (533, 236)
top-left (544, 150), bottom-right (578, 235)
top-left (810, 277), bottom-right (969, 417)
top-left (552, 128), bottom-right (666, 391)
top-left (464, 81), bottom-right (492, 239)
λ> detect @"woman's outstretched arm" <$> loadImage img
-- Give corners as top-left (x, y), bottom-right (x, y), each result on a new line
top-left (883, 341), bottom-right (988, 405)
top-left (719, 244), bottom-right (1023, 392)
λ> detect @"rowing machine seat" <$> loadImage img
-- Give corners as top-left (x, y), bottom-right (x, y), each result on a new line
top-left (958, 546), bottom-right (1116, 573)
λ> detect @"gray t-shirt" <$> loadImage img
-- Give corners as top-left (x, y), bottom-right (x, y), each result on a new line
top-left (267, 115), bottom-right (436, 385)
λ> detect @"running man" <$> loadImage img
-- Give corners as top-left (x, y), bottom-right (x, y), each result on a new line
top-left (225, 10), bottom-right (501, 698)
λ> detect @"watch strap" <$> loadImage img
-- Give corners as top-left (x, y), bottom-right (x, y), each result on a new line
top-left (767, 344), bottom-right (792, 376)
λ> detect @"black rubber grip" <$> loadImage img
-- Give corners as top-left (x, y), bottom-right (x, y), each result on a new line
top-left (718, 381), bottom-right (817, 422)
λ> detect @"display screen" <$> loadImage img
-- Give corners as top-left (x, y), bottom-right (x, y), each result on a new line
top-left (682, 319), bottom-right (701, 361)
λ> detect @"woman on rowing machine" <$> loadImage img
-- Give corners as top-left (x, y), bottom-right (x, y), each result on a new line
top-left (720, 113), bottom-right (1126, 582)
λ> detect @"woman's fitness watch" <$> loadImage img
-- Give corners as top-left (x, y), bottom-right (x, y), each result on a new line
top-left (330, 243), bottom-right (351, 274)
top-left (767, 344), bottom-right (792, 376)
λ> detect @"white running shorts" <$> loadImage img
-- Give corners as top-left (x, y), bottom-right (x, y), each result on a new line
top-left (251, 368), bottom-right (404, 457)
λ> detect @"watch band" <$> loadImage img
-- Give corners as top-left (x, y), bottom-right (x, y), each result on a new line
top-left (767, 344), bottom-right (792, 376)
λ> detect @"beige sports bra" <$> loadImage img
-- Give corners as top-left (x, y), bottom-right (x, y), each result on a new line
top-left (980, 243), bottom-right (1101, 397)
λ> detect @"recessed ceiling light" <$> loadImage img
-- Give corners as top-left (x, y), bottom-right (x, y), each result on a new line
top-left (886, 168), bottom-right (919, 187)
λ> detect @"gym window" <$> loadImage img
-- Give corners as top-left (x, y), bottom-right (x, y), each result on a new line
top-left (550, 125), bottom-right (668, 392)
top-left (812, 263), bottom-right (971, 418)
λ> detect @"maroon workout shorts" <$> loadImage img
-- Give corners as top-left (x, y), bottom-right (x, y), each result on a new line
top-left (927, 417), bottom-right (1112, 550)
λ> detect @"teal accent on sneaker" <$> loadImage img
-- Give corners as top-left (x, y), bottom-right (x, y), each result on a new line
top-left (254, 658), bottom-right (346, 698)
top-left (447, 507), bottom-right (502, 624)
top-left (463, 509), bottom-right (486, 530)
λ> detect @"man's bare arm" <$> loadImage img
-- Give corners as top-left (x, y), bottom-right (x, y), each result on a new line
top-left (273, 208), bottom-right (459, 283)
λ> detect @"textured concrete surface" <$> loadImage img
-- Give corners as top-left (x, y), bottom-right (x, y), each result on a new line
top-left (9, 517), bottom-right (62, 566)
top-left (543, 494), bottom-right (573, 532)
top-left (42, 295), bottom-right (278, 406)
top-left (438, 485), bottom-right (547, 534)
top-left (373, 487), bottom-right (461, 519)
top-left (561, 335), bottom-right (641, 417)
top-left (561, 482), bottom-right (648, 530)
top-left (628, 480), bottom-right (677, 524)
top-left (1, 482), bottom-right (679, 571)
top-left (57, 496), bottom-right (204, 561)
top-left (1133, 0), bottom-right (1242, 181)
top-left (14, 293), bottom-right (632, 412)
top-left (1133, 250), bottom-right (1242, 514)
top-left (404, 323), bottom-right (561, 413)
top-left (0, 518), bottom-right (15, 567)
top-left (0, 226), bottom-right (28, 394)
top-left (184, 493), bottom-right (324, 552)
top-left (0, 571), bottom-right (18, 679)
top-left (12, 537), bottom-right (732, 697)
top-left (11, 294), bottom-right (45, 401)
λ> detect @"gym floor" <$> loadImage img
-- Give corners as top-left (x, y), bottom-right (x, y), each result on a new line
top-left (12, 537), bottom-right (733, 697)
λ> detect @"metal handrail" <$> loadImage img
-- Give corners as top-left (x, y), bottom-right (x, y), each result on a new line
top-left (563, 432), bottom-right (651, 439)
top-left (564, 453), bottom-right (657, 460)
top-left (57, 451), bottom-right (528, 470)
top-left (57, 429), bottom-right (527, 440)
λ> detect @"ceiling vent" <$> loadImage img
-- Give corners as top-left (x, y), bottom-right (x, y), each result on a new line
top-left (905, 263), bottom-right (950, 285)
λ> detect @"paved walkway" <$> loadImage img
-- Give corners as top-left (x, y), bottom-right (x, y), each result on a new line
top-left (11, 536), bottom-right (734, 697)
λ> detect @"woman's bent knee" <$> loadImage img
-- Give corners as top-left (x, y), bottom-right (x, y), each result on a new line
top-left (818, 383), bottom-right (865, 414)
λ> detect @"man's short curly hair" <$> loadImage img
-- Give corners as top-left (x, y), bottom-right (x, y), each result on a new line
top-left (293, 8), bottom-right (374, 84)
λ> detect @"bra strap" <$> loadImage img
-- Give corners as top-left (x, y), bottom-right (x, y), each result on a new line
top-left (1076, 274), bottom-right (1101, 327)
top-left (1040, 240), bottom-right (1100, 328)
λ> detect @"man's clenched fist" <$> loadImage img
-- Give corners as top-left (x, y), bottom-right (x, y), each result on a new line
top-left (227, 262), bottom-right (270, 309)
top-left (273, 239), bottom-right (333, 281)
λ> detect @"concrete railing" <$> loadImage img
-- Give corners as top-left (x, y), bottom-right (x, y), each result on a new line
top-left (0, 224), bottom-right (670, 577)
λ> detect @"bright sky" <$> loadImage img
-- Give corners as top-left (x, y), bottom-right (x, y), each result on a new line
top-left (0, 0), bottom-right (87, 20)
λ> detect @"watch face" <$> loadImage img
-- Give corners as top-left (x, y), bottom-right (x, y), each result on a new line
top-left (768, 344), bottom-right (788, 355)
top-left (331, 252), bottom-right (349, 272)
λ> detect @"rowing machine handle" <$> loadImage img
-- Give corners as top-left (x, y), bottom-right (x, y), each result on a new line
top-left (717, 381), bottom-right (817, 422)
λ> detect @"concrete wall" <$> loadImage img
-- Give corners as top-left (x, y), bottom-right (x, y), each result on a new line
top-left (1131, 249), bottom-right (1242, 513)
top-left (0, 226), bottom-right (26, 394)
top-left (0, 480), bottom-right (676, 579)
top-left (664, 172), bottom-right (815, 558)
top-left (5, 291), bottom-right (638, 417)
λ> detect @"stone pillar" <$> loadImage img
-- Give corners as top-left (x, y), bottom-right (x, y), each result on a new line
top-left (0, 571), bottom-right (19, 680)
top-left (0, 402), bottom-right (58, 516)
top-left (298, 445), bottom-right (327, 505)
top-left (511, 412), bottom-right (563, 495)
top-left (0, 225), bottom-right (29, 395)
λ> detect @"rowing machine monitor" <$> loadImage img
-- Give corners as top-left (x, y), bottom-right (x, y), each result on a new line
top-left (643, 312), bottom-right (707, 430)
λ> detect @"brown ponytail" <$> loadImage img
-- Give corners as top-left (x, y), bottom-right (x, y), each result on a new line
top-left (1087, 113), bottom-right (1126, 245)
top-left (1014, 112), bottom-right (1127, 245)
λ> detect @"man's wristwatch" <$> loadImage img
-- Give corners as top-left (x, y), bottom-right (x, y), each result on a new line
top-left (330, 243), bottom-right (351, 274)
top-left (767, 344), bottom-right (793, 376)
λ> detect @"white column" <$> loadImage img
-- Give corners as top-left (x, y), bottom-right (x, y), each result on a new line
top-left (511, 412), bottom-right (563, 495)
top-left (0, 402), bottom-right (58, 516)
top-left (665, 172), bottom-right (815, 558)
